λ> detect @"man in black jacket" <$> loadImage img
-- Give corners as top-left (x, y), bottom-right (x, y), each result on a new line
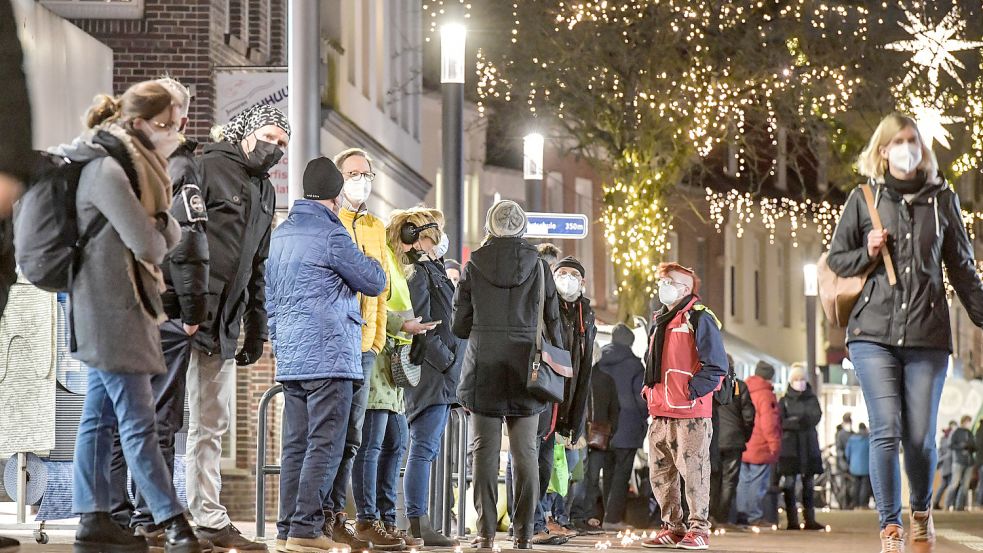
top-left (183, 104), bottom-right (289, 551)
top-left (0, 1), bottom-right (33, 550)
top-left (834, 413), bottom-right (855, 510)
top-left (532, 256), bottom-right (597, 544)
top-left (709, 355), bottom-right (756, 527)
top-left (944, 415), bottom-right (977, 511)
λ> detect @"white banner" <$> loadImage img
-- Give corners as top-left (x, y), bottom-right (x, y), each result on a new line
top-left (215, 70), bottom-right (290, 207)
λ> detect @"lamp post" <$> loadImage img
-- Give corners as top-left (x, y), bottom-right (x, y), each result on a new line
top-left (803, 263), bottom-right (819, 393)
top-left (287, 0), bottom-right (320, 207)
top-left (440, 23), bottom-right (466, 260)
top-left (523, 133), bottom-right (544, 212)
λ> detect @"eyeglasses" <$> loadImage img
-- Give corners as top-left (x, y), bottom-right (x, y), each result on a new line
top-left (658, 277), bottom-right (688, 289)
top-left (344, 171), bottom-right (377, 182)
top-left (147, 118), bottom-right (180, 133)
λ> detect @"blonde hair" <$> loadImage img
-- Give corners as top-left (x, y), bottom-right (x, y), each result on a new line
top-left (334, 147), bottom-right (373, 172)
top-left (386, 206), bottom-right (445, 276)
top-left (156, 76), bottom-right (191, 116)
top-left (857, 113), bottom-right (940, 183)
top-left (85, 81), bottom-right (174, 129)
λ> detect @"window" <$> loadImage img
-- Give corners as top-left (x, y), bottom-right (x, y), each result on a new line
top-left (547, 172), bottom-right (564, 212)
top-left (575, 178), bottom-right (594, 293)
top-left (695, 238), bottom-right (707, 289)
top-left (666, 231), bottom-right (679, 263)
top-left (41, 0), bottom-right (144, 19)
top-left (779, 242), bottom-right (791, 327)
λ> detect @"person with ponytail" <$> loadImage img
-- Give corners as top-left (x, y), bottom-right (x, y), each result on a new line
top-left (827, 113), bottom-right (983, 553)
top-left (51, 80), bottom-right (200, 553)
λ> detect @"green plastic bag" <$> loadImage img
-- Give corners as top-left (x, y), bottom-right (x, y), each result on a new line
top-left (547, 441), bottom-right (569, 496)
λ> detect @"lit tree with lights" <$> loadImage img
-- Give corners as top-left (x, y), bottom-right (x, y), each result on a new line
top-left (463, 0), bottom-right (983, 317)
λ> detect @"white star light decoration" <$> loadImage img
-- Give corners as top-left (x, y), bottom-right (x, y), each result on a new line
top-left (907, 95), bottom-right (963, 149)
top-left (885, 8), bottom-right (983, 88)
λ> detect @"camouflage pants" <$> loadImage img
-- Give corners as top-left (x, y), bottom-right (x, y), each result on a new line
top-left (647, 417), bottom-right (713, 534)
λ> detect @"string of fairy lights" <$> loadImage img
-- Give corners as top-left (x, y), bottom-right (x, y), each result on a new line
top-left (428, 0), bottom-right (983, 299)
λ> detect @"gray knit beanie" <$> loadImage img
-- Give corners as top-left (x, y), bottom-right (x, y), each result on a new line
top-left (485, 200), bottom-right (527, 238)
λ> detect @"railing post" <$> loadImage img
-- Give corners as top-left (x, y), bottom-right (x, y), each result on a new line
top-left (456, 408), bottom-right (469, 538)
top-left (255, 384), bottom-right (283, 539)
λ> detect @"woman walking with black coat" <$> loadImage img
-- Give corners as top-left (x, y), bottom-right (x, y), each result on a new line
top-left (827, 113), bottom-right (983, 552)
top-left (777, 366), bottom-right (825, 532)
top-left (453, 200), bottom-right (564, 550)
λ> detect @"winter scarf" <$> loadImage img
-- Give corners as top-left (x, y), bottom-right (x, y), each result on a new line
top-left (644, 294), bottom-right (694, 387)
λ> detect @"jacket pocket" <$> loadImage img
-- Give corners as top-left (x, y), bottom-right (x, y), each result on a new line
top-left (663, 369), bottom-right (697, 410)
top-left (850, 278), bottom-right (888, 337)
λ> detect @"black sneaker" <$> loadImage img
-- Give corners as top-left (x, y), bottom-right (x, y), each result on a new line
top-left (162, 515), bottom-right (203, 553)
top-left (194, 524), bottom-right (266, 551)
top-left (0, 536), bottom-right (19, 552)
top-left (75, 512), bottom-right (148, 553)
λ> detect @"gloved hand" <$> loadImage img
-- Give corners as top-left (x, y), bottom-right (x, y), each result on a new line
top-left (235, 338), bottom-right (265, 366)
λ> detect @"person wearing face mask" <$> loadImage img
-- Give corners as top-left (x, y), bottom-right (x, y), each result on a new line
top-left (531, 257), bottom-right (596, 542)
top-left (639, 263), bottom-right (726, 551)
top-left (386, 208), bottom-right (463, 547)
top-left (776, 365), bottom-right (825, 531)
top-left (50, 81), bottom-right (200, 552)
top-left (826, 113), bottom-right (983, 553)
top-left (181, 103), bottom-right (290, 551)
top-left (266, 156), bottom-right (386, 553)
top-left (321, 147), bottom-right (393, 551)
top-left (105, 78), bottom-right (213, 550)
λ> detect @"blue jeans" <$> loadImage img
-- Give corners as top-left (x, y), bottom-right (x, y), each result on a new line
top-left (353, 410), bottom-right (408, 523)
top-left (848, 341), bottom-right (948, 528)
top-left (404, 404), bottom-right (451, 517)
top-left (322, 351), bottom-right (375, 513)
top-left (736, 463), bottom-right (771, 523)
top-left (73, 368), bottom-right (184, 525)
top-left (278, 378), bottom-right (353, 539)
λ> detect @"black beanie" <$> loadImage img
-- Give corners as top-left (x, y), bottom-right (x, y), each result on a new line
top-left (554, 256), bottom-right (586, 278)
top-left (612, 323), bottom-right (634, 347)
top-left (755, 360), bottom-right (776, 381)
top-left (303, 157), bottom-right (344, 201)
top-left (444, 259), bottom-right (461, 272)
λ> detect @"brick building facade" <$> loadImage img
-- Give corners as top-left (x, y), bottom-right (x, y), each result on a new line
top-left (53, 0), bottom-right (288, 520)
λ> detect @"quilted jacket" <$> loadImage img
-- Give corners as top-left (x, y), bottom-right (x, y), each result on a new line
top-left (266, 200), bottom-right (386, 381)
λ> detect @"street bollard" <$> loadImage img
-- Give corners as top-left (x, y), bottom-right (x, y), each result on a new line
top-left (255, 384), bottom-right (284, 539)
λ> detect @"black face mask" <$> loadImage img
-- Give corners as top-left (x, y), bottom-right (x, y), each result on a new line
top-left (244, 139), bottom-right (284, 174)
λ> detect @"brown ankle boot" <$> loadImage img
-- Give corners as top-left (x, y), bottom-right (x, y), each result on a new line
top-left (910, 510), bottom-right (935, 553)
top-left (879, 524), bottom-right (905, 553)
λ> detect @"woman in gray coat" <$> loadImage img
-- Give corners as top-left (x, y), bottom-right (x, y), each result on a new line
top-left (61, 81), bottom-right (201, 553)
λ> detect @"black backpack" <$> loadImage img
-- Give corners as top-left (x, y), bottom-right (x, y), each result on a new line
top-left (14, 131), bottom-right (137, 292)
top-left (714, 368), bottom-right (737, 405)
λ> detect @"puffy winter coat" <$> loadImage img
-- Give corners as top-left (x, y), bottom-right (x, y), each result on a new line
top-left (597, 343), bottom-right (647, 449)
top-left (161, 138), bottom-right (210, 325)
top-left (716, 378), bottom-right (756, 453)
top-left (453, 237), bottom-right (563, 418)
top-left (778, 385), bottom-right (823, 476)
top-left (742, 375), bottom-right (782, 465)
top-left (339, 207), bottom-right (389, 354)
top-left (826, 178), bottom-right (983, 351)
top-left (845, 433), bottom-right (870, 476)
top-left (404, 258), bottom-right (464, 422)
top-left (195, 142), bottom-right (276, 359)
top-left (266, 200), bottom-right (386, 381)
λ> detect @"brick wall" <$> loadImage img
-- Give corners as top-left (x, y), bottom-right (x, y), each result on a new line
top-left (73, 0), bottom-right (287, 522)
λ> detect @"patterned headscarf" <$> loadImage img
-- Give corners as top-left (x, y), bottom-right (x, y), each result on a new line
top-left (220, 104), bottom-right (291, 143)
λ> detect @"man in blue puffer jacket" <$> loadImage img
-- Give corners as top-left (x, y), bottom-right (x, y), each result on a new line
top-left (266, 157), bottom-right (386, 553)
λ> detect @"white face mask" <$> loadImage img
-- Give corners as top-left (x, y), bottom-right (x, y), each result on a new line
top-left (343, 175), bottom-right (372, 206)
top-left (658, 282), bottom-right (681, 306)
top-left (791, 380), bottom-right (808, 392)
top-left (555, 273), bottom-right (582, 301)
top-left (432, 233), bottom-right (449, 259)
top-left (888, 143), bottom-right (922, 175)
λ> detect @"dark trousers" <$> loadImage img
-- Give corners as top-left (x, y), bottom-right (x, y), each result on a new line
top-left (781, 473), bottom-right (816, 526)
top-left (277, 378), bottom-right (354, 540)
top-left (933, 473), bottom-right (951, 509)
top-left (710, 449), bottom-right (743, 523)
top-left (578, 448), bottom-right (635, 523)
top-left (852, 474), bottom-right (872, 509)
top-left (472, 413), bottom-right (539, 541)
top-left (321, 351), bottom-right (375, 514)
top-left (109, 319), bottom-right (193, 528)
top-left (534, 408), bottom-right (557, 533)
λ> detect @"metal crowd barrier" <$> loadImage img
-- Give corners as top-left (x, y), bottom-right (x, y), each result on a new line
top-left (255, 384), bottom-right (471, 540)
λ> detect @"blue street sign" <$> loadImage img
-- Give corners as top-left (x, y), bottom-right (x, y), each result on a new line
top-left (524, 212), bottom-right (590, 239)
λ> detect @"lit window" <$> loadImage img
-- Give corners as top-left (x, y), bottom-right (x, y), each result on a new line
top-left (41, 0), bottom-right (144, 19)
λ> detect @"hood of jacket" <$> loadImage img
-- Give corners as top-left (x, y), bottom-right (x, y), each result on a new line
top-left (50, 129), bottom-right (113, 163)
top-left (468, 237), bottom-right (541, 288)
top-left (599, 342), bottom-right (636, 367)
top-left (746, 375), bottom-right (776, 395)
top-left (203, 141), bottom-right (248, 169)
